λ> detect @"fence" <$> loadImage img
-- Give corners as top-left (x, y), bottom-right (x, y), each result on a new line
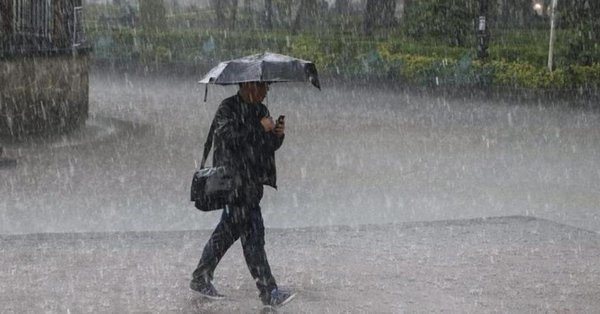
top-left (0, 0), bottom-right (85, 54)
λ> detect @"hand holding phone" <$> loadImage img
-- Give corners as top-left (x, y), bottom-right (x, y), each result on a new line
top-left (260, 116), bottom-right (275, 132)
top-left (274, 115), bottom-right (285, 137)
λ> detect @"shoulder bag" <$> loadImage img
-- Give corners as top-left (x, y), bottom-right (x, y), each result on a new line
top-left (190, 122), bottom-right (240, 211)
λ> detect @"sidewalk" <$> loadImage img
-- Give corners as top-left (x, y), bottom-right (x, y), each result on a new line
top-left (1, 216), bottom-right (599, 313)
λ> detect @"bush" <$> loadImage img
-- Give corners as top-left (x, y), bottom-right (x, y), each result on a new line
top-left (289, 35), bottom-right (378, 77)
top-left (377, 46), bottom-right (600, 90)
top-left (379, 53), bottom-right (491, 86)
top-left (378, 40), bottom-right (469, 60)
top-left (560, 1), bottom-right (600, 65)
top-left (487, 46), bottom-right (548, 67)
top-left (85, 26), bottom-right (600, 91)
top-left (490, 61), bottom-right (567, 89)
top-left (569, 63), bottom-right (600, 89)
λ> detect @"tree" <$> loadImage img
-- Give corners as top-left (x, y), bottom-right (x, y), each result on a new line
top-left (1, 0), bottom-right (13, 35)
top-left (274, 0), bottom-right (294, 29)
top-left (561, 0), bottom-right (600, 64)
top-left (292, 0), bottom-right (320, 34)
top-left (52, 0), bottom-right (69, 47)
top-left (230, 0), bottom-right (238, 30)
top-left (139, 0), bottom-right (166, 34)
top-left (265, 0), bottom-right (273, 29)
top-left (211, 0), bottom-right (239, 30)
top-left (364, 0), bottom-right (396, 36)
top-left (334, 0), bottom-right (350, 15)
top-left (171, 0), bottom-right (180, 14)
top-left (211, 0), bottom-right (224, 26)
top-left (496, 0), bottom-right (541, 28)
top-left (404, 0), bottom-right (476, 47)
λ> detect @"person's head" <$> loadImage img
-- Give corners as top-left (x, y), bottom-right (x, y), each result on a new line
top-left (239, 81), bottom-right (269, 104)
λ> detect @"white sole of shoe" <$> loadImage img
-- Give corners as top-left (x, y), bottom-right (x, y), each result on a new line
top-left (198, 293), bottom-right (225, 301)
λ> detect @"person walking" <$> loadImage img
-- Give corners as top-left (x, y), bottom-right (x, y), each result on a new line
top-left (190, 81), bottom-right (296, 308)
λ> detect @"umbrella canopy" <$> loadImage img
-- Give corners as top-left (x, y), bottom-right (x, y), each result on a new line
top-left (199, 52), bottom-right (321, 90)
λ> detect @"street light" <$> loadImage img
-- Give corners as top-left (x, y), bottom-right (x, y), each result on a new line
top-left (477, 0), bottom-right (489, 59)
top-left (533, 3), bottom-right (543, 15)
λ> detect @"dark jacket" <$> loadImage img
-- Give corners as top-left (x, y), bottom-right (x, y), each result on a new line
top-left (212, 94), bottom-right (284, 189)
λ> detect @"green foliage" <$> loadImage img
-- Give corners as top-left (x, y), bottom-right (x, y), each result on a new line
top-left (566, 34), bottom-right (600, 66)
top-left (84, 3), bottom-right (122, 21)
top-left (403, 0), bottom-right (477, 47)
top-left (89, 28), bottom-right (294, 65)
top-left (289, 35), bottom-right (385, 77)
top-left (377, 45), bottom-right (599, 90)
top-left (560, 0), bottom-right (600, 65)
top-left (488, 46), bottom-right (548, 67)
top-left (82, 2), bottom-right (600, 91)
top-left (378, 46), bottom-right (491, 86)
top-left (569, 63), bottom-right (600, 88)
top-left (139, 0), bottom-right (167, 34)
top-left (378, 40), bottom-right (469, 60)
top-left (490, 61), bottom-right (565, 89)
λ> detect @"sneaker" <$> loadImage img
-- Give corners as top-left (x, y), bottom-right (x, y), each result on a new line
top-left (262, 288), bottom-right (297, 308)
top-left (190, 280), bottom-right (225, 300)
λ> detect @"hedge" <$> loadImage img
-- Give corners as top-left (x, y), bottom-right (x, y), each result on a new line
top-left (377, 50), bottom-right (600, 90)
top-left (86, 27), bottom-right (600, 91)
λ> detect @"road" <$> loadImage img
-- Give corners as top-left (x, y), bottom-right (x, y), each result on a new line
top-left (1, 216), bottom-right (599, 313)
top-left (1, 70), bottom-right (600, 235)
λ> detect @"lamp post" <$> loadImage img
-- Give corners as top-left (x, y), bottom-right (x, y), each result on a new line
top-left (548, 0), bottom-right (558, 71)
top-left (477, 0), bottom-right (489, 59)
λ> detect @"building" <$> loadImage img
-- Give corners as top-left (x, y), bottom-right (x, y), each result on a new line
top-left (1, 0), bottom-right (90, 137)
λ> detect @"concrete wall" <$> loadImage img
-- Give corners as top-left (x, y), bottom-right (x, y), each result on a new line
top-left (0, 51), bottom-right (90, 137)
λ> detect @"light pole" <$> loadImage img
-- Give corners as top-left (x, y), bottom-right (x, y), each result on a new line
top-left (477, 0), bottom-right (489, 60)
top-left (548, 0), bottom-right (558, 71)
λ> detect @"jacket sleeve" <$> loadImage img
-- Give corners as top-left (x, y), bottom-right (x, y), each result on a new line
top-left (266, 132), bottom-right (284, 151)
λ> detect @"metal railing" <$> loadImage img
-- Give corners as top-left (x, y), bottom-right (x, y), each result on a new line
top-left (0, 0), bottom-right (85, 55)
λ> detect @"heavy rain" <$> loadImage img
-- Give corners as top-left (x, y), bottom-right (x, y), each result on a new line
top-left (1, 0), bottom-right (599, 312)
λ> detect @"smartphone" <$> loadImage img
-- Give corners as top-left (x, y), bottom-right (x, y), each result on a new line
top-left (277, 115), bottom-right (285, 124)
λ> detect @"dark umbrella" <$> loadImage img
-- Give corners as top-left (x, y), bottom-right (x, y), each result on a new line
top-left (199, 52), bottom-right (320, 101)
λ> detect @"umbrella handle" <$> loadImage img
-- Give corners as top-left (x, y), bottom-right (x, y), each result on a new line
top-left (204, 85), bottom-right (208, 102)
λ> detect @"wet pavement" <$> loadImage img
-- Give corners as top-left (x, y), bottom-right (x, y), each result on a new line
top-left (2, 70), bottom-right (600, 312)
top-left (1, 216), bottom-right (599, 313)
top-left (1, 70), bottom-right (600, 234)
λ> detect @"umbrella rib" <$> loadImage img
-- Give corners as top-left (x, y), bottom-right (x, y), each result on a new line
top-left (260, 59), bottom-right (265, 82)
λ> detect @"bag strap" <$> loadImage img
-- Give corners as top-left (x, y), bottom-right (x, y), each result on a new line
top-left (200, 120), bottom-right (216, 169)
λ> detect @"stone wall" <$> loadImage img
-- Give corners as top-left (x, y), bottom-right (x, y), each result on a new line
top-left (0, 50), bottom-right (90, 137)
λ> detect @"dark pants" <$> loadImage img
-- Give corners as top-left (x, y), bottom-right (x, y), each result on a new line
top-left (192, 184), bottom-right (277, 299)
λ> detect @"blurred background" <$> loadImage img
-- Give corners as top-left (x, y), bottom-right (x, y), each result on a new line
top-left (80, 0), bottom-right (600, 90)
